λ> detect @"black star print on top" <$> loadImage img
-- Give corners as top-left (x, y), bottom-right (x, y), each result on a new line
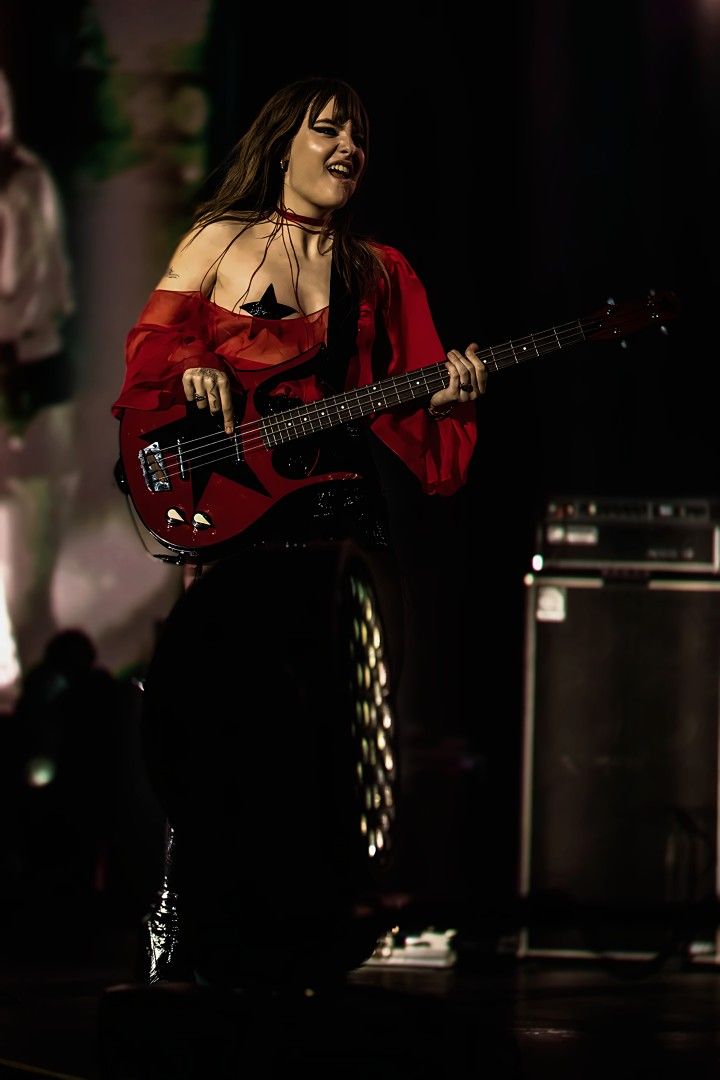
top-left (240, 284), bottom-right (298, 319)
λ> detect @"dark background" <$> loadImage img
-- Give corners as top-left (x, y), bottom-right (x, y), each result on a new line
top-left (2, 0), bottom-right (717, 921)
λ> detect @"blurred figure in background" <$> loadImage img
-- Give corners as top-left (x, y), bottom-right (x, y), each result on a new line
top-left (0, 68), bottom-right (77, 701)
top-left (10, 629), bottom-right (120, 930)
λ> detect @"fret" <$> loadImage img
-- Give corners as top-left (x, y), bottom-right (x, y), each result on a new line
top-left (371, 384), bottom-right (387, 410)
top-left (528, 335), bottom-right (540, 358)
top-left (260, 417), bottom-right (272, 448)
top-left (515, 334), bottom-right (537, 360)
top-left (413, 372), bottom-right (430, 400)
top-left (256, 318), bottom-right (587, 449)
top-left (316, 403), bottom-right (332, 430)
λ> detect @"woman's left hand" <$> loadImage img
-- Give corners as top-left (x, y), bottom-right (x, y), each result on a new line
top-left (429, 342), bottom-right (487, 411)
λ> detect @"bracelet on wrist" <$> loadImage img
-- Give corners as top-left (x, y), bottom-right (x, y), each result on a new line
top-left (426, 399), bottom-right (454, 420)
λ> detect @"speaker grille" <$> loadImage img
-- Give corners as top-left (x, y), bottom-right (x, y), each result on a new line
top-left (519, 575), bottom-right (720, 957)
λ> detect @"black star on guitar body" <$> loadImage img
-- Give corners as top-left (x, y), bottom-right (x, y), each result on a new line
top-left (141, 404), bottom-right (270, 510)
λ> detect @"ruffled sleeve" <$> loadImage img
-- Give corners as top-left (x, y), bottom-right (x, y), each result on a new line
top-left (361, 245), bottom-right (477, 496)
top-left (111, 290), bottom-right (228, 418)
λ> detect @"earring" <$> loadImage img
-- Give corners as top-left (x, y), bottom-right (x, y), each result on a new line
top-left (280, 159), bottom-right (288, 172)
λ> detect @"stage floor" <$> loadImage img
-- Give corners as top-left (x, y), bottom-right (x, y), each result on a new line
top-left (3, 917), bottom-right (720, 1079)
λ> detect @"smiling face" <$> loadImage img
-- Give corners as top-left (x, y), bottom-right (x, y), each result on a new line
top-left (282, 96), bottom-right (366, 218)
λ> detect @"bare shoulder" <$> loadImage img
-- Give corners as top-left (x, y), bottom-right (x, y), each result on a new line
top-left (156, 218), bottom-right (257, 294)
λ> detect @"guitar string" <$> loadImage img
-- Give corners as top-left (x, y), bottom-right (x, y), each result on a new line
top-left (146, 307), bottom-right (663, 482)
top-left (153, 326), bottom-right (590, 481)
top-left (154, 314), bottom-right (596, 456)
top-left (150, 307), bottom-right (652, 464)
top-left (165, 298), bottom-right (673, 462)
top-left (149, 312), bottom-right (646, 482)
top-left (153, 303), bottom-right (669, 484)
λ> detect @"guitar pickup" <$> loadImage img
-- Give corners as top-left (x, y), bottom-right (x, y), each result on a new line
top-left (139, 442), bottom-right (170, 492)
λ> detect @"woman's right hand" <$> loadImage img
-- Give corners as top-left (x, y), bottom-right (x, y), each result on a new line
top-left (182, 367), bottom-right (235, 435)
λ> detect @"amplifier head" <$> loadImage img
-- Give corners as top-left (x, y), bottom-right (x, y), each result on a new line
top-left (533, 496), bottom-right (720, 574)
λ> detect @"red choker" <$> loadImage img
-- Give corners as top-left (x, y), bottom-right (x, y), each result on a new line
top-left (277, 207), bottom-right (328, 226)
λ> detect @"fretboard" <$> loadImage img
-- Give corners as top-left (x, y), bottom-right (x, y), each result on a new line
top-left (261, 313), bottom-right (600, 449)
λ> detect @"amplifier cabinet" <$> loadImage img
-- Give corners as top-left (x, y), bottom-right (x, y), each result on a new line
top-left (518, 573), bottom-right (720, 959)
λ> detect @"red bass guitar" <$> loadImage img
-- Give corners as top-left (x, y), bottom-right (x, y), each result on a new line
top-left (115, 291), bottom-right (679, 562)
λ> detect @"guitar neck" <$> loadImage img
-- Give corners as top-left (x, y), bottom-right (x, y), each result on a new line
top-left (261, 313), bottom-right (600, 448)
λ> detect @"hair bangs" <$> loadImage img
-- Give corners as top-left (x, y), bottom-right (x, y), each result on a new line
top-left (307, 81), bottom-right (369, 147)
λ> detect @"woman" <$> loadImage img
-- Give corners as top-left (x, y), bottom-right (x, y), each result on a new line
top-left (112, 76), bottom-right (486, 992)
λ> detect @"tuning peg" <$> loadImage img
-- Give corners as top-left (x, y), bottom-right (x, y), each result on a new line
top-left (660, 324), bottom-right (669, 336)
top-left (607, 297), bottom-right (616, 306)
top-left (620, 339), bottom-right (629, 349)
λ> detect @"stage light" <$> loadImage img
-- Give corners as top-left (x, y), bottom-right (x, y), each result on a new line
top-left (25, 755), bottom-right (56, 788)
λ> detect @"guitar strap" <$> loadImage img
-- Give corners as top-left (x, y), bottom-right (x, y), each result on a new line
top-left (311, 255), bottom-right (390, 548)
top-left (321, 256), bottom-right (361, 393)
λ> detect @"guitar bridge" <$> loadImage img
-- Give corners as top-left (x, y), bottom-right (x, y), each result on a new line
top-left (139, 442), bottom-right (171, 492)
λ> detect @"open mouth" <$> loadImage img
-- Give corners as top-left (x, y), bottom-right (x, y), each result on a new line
top-left (327, 164), bottom-right (354, 181)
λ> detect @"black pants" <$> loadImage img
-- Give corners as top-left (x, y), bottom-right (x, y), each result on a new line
top-left (141, 541), bottom-right (403, 989)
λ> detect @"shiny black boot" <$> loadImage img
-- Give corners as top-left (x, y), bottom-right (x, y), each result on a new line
top-left (137, 820), bottom-right (193, 984)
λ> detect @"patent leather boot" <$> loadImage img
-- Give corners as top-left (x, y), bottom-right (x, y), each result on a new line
top-left (137, 820), bottom-right (193, 983)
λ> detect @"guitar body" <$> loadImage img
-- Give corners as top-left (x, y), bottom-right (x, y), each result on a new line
top-left (118, 356), bottom-right (362, 560)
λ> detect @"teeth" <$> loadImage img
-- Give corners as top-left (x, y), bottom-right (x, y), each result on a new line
top-left (328, 164), bottom-right (351, 176)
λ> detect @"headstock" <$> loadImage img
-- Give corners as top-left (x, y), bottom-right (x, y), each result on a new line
top-left (584, 289), bottom-right (681, 343)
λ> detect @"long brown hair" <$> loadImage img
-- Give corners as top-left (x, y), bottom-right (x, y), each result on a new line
top-left (192, 76), bottom-right (387, 303)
